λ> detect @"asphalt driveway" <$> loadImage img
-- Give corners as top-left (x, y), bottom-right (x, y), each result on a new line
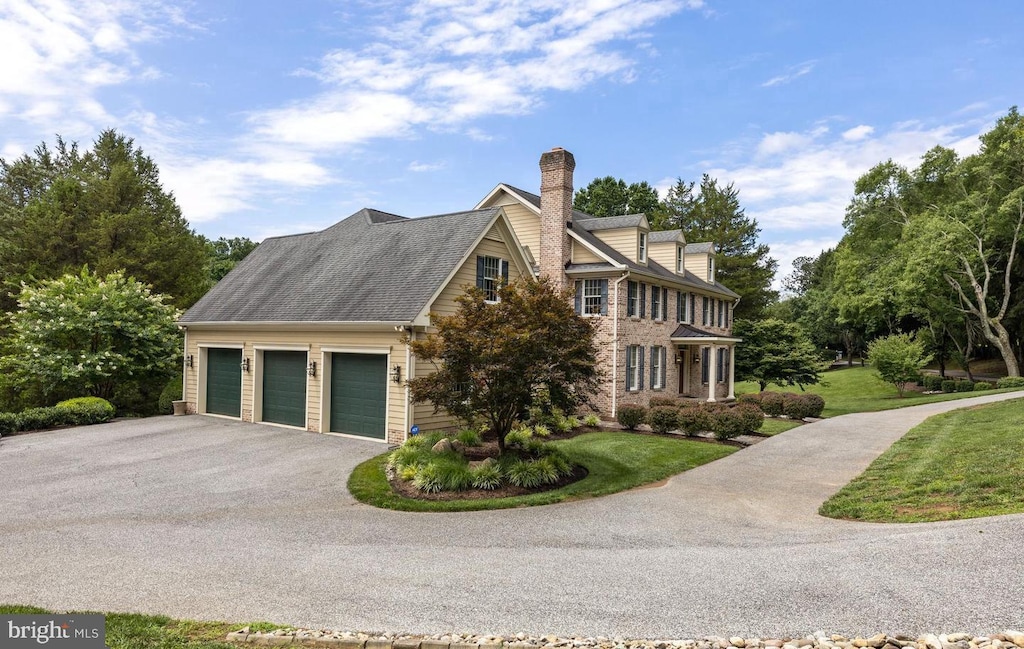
top-left (1, 394), bottom-right (1023, 638)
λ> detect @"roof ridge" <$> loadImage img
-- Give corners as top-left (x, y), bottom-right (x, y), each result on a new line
top-left (374, 206), bottom-right (499, 225)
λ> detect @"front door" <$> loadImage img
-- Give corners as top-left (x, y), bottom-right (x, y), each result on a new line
top-left (678, 346), bottom-right (690, 395)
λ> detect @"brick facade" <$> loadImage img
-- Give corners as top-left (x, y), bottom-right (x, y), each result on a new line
top-left (538, 148), bottom-right (575, 290)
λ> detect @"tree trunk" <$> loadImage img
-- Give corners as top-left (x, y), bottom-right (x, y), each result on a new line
top-left (986, 321), bottom-right (1021, 377)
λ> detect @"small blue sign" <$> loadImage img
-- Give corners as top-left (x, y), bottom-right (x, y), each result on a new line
top-left (410, 425), bottom-right (420, 435)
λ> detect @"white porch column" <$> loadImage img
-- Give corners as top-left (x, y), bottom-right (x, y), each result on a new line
top-left (706, 344), bottom-right (717, 402)
top-left (727, 344), bottom-right (736, 400)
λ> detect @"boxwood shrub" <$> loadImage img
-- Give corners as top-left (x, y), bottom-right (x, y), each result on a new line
top-left (0, 397), bottom-right (115, 437)
top-left (647, 406), bottom-right (679, 434)
top-left (616, 405), bottom-right (647, 430)
top-left (974, 381), bottom-right (993, 391)
top-left (922, 375), bottom-right (944, 391)
top-left (955, 380), bottom-right (976, 392)
top-left (996, 376), bottom-right (1024, 388)
top-left (759, 392), bottom-right (785, 417)
top-left (941, 380), bottom-right (958, 393)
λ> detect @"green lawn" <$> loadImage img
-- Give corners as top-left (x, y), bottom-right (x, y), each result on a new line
top-left (736, 365), bottom-right (1019, 417)
top-left (819, 397), bottom-right (1024, 522)
top-left (759, 418), bottom-right (803, 436)
top-left (0, 605), bottom-right (283, 649)
top-left (348, 431), bottom-right (736, 512)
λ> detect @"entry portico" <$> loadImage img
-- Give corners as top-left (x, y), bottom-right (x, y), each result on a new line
top-left (671, 323), bottom-right (740, 402)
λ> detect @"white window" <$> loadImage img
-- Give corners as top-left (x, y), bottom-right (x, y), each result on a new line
top-left (718, 300), bottom-right (725, 328)
top-left (583, 279), bottom-right (604, 316)
top-left (651, 286), bottom-right (661, 321)
top-left (702, 296), bottom-right (709, 326)
top-left (638, 232), bottom-right (648, 263)
top-left (684, 292), bottom-right (691, 323)
top-left (708, 255), bottom-right (715, 282)
top-left (481, 255), bottom-right (501, 302)
top-left (676, 246), bottom-right (684, 273)
top-left (652, 346), bottom-right (665, 389)
top-left (627, 281), bottom-right (639, 317)
top-left (626, 345), bottom-right (643, 391)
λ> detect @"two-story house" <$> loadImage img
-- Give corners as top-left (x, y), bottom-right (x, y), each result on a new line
top-left (178, 147), bottom-right (739, 445)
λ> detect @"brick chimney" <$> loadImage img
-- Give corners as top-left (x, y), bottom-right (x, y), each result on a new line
top-left (538, 147), bottom-right (575, 290)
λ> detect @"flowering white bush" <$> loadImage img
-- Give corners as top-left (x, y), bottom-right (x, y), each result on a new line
top-left (1, 269), bottom-right (181, 401)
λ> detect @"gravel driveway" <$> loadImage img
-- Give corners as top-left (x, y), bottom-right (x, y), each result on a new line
top-left (1, 393), bottom-right (1022, 638)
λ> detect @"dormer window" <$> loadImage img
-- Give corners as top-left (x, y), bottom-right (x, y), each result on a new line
top-left (676, 246), bottom-right (684, 273)
top-left (708, 255), bottom-right (715, 282)
top-left (638, 232), bottom-right (647, 263)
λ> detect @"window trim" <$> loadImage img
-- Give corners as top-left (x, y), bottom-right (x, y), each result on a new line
top-left (676, 246), bottom-right (684, 273)
top-left (627, 281), bottom-right (639, 318)
top-left (478, 255), bottom-right (506, 303)
top-left (651, 285), bottom-right (662, 321)
top-left (651, 346), bottom-right (665, 390)
top-left (582, 279), bottom-right (604, 317)
top-left (638, 232), bottom-right (648, 263)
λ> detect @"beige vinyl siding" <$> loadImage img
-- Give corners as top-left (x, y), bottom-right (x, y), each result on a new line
top-left (685, 252), bottom-right (711, 283)
top-left (572, 240), bottom-right (604, 264)
top-left (412, 357), bottom-right (457, 431)
top-left (428, 223), bottom-right (525, 318)
top-left (496, 200), bottom-right (540, 262)
top-left (648, 242), bottom-right (680, 274)
top-left (593, 227), bottom-right (641, 263)
top-left (183, 328), bottom-right (407, 437)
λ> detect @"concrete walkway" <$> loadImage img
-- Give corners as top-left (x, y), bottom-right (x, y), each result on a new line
top-left (1, 393), bottom-right (1022, 638)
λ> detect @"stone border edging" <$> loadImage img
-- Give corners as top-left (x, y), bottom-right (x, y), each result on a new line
top-left (225, 630), bottom-right (1024, 649)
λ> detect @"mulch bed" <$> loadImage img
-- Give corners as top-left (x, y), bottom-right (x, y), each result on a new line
top-left (388, 464), bottom-right (588, 501)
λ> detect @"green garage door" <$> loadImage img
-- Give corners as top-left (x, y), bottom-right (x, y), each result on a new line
top-left (330, 353), bottom-right (387, 439)
top-left (206, 348), bottom-right (242, 417)
top-left (262, 350), bottom-right (307, 427)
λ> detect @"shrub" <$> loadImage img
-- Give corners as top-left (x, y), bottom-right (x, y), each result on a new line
top-left (955, 380), bottom-right (975, 393)
top-left (0, 412), bottom-right (18, 436)
top-left (505, 460), bottom-right (545, 488)
top-left (678, 404), bottom-right (718, 435)
top-left (974, 381), bottom-right (993, 391)
top-left (413, 458), bottom-right (473, 492)
top-left (455, 428), bottom-right (482, 446)
top-left (616, 405), bottom-right (647, 430)
top-left (649, 396), bottom-right (681, 408)
top-left (550, 408), bottom-right (575, 434)
top-left (941, 380), bottom-right (958, 393)
top-left (759, 392), bottom-right (785, 417)
top-left (505, 426), bottom-right (533, 447)
top-left (470, 462), bottom-right (502, 490)
top-left (648, 406), bottom-right (679, 434)
top-left (55, 397), bottom-right (116, 425)
top-left (782, 393), bottom-right (816, 420)
top-left (522, 437), bottom-right (548, 456)
top-left (922, 375), bottom-right (944, 391)
top-left (583, 413), bottom-right (601, 427)
top-left (733, 403), bottom-right (764, 433)
top-left (532, 424), bottom-right (552, 438)
top-left (867, 332), bottom-right (932, 397)
top-left (736, 393), bottom-right (762, 407)
top-left (16, 407), bottom-right (63, 431)
top-left (799, 393), bottom-right (825, 418)
top-left (542, 449), bottom-right (573, 477)
top-left (158, 377), bottom-right (183, 414)
top-left (996, 376), bottom-right (1024, 388)
top-left (711, 409), bottom-right (746, 440)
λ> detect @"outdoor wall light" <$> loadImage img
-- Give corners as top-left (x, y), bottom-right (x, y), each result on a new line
top-left (185, 354), bottom-right (193, 368)
top-left (307, 361), bottom-right (317, 377)
top-left (240, 357), bottom-right (250, 372)
top-left (673, 353), bottom-right (682, 365)
top-left (692, 354), bottom-right (700, 365)
top-left (391, 364), bottom-right (402, 384)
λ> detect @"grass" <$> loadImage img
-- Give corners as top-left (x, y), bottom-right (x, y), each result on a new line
top-left (348, 431), bottom-right (736, 512)
top-left (736, 365), bottom-right (1021, 417)
top-left (819, 397), bottom-right (1024, 522)
top-left (758, 418), bottom-right (804, 436)
top-left (0, 605), bottom-right (284, 649)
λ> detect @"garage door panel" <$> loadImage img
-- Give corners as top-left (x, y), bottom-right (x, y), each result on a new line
top-left (206, 348), bottom-right (242, 417)
top-left (262, 351), bottom-right (307, 428)
top-left (330, 353), bottom-right (386, 439)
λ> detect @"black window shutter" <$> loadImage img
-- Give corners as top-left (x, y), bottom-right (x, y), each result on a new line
top-left (626, 346), bottom-right (635, 390)
top-left (600, 280), bottom-right (608, 316)
top-left (662, 288), bottom-right (668, 320)
top-left (476, 256), bottom-right (485, 289)
top-left (574, 280), bottom-right (582, 314)
top-left (640, 284), bottom-right (646, 319)
top-left (690, 293), bottom-right (695, 324)
top-left (676, 291), bottom-right (682, 322)
top-left (638, 346), bottom-right (645, 390)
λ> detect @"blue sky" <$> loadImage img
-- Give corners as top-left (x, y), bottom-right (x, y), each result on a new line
top-left (2, 1), bottom-right (1023, 288)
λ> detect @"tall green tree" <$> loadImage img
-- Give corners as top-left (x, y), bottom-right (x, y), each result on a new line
top-left (573, 176), bottom-right (661, 217)
top-left (732, 318), bottom-right (823, 391)
top-left (0, 130), bottom-right (209, 310)
top-left (658, 175), bottom-right (778, 320)
top-left (204, 236), bottom-right (259, 283)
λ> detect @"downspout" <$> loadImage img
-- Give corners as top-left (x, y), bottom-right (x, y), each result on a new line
top-left (404, 328), bottom-right (414, 443)
top-left (181, 326), bottom-right (188, 408)
top-left (611, 271), bottom-right (630, 418)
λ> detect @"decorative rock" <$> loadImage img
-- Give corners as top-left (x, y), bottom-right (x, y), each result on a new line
top-left (730, 639), bottom-right (746, 647)
top-left (1005, 633), bottom-right (1024, 649)
top-left (431, 438), bottom-right (454, 453)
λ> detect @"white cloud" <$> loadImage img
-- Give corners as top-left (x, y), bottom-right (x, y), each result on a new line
top-left (761, 60), bottom-right (816, 88)
top-left (246, 0), bottom-right (700, 153)
top-left (408, 160), bottom-right (446, 172)
top-left (757, 131), bottom-right (814, 156)
top-left (841, 124), bottom-right (874, 141)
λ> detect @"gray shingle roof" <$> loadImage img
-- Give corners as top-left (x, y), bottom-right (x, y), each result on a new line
top-left (685, 242), bottom-right (715, 254)
top-left (574, 214), bottom-right (646, 231)
top-left (181, 207), bottom-right (502, 323)
top-left (649, 229), bottom-right (683, 243)
top-left (670, 323), bottom-right (718, 338)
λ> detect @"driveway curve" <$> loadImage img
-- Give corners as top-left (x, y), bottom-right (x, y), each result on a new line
top-left (1, 392), bottom-right (1023, 638)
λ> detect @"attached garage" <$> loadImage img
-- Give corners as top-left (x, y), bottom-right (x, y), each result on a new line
top-left (329, 353), bottom-right (387, 439)
top-left (205, 347), bottom-right (242, 417)
top-left (260, 350), bottom-right (308, 427)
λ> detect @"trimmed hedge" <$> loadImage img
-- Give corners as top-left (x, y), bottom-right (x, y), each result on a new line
top-left (974, 381), bottom-right (993, 391)
top-left (0, 398), bottom-right (115, 436)
top-left (759, 392), bottom-right (785, 417)
top-left (648, 406), bottom-right (679, 434)
top-left (922, 374), bottom-right (944, 391)
top-left (955, 379), bottom-right (976, 392)
top-left (941, 380), bottom-right (958, 393)
top-left (996, 376), bottom-right (1024, 388)
top-left (648, 396), bottom-right (682, 409)
top-left (616, 405), bottom-right (647, 430)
